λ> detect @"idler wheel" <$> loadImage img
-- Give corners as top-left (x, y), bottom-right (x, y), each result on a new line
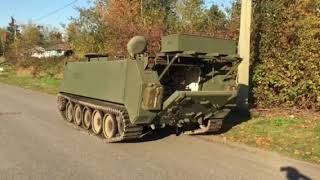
top-left (92, 110), bottom-right (103, 135)
top-left (65, 102), bottom-right (74, 123)
top-left (83, 107), bottom-right (92, 130)
top-left (57, 95), bottom-right (67, 111)
top-left (74, 104), bottom-right (82, 126)
top-left (102, 114), bottom-right (118, 138)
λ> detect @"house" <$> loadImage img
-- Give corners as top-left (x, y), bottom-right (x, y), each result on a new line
top-left (31, 44), bottom-right (73, 59)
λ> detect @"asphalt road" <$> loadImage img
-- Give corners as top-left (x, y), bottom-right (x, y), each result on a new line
top-left (0, 83), bottom-right (319, 180)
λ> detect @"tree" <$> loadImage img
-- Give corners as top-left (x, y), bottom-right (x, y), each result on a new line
top-left (226, 0), bottom-right (241, 39)
top-left (175, 0), bottom-right (229, 38)
top-left (206, 4), bottom-right (227, 30)
top-left (21, 25), bottom-right (44, 48)
top-left (141, 0), bottom-right (178, 33)
top-left (49, 31), bottom-right (63, 45)
top-left (38, 26), bottom-right (63, 48)
top-left (103, 0), bottom-right (167, 54)
top-left (67, 4), bottom-right (109, 56)
top-left (67, 0), bottom-right (234, 56)
top-left (175, 0), bottom-right (206, 34)
top-left (6, 24), bottom-right (45, 59)
top-left (6, 16), bottom-right (19, 44)
top-left (0, 28), bottom-right (6, 56)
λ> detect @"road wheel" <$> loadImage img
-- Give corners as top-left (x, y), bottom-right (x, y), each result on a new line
top-left (65, 102), bottom-right (74, 123)
top-left (117, 116), bottom-right (125, 136)
top-left (102, 114), bottom-right (117, 138)
top-left (74, 104), bottom-right (82, 126)
top-left (83, 107), bottom-right (92, 130)
top-left (92, 110), bottom-right (103, 135)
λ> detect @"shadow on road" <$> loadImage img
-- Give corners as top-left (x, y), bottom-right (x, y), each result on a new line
top-left (280, 166), bottom-right (312, 180)
top-left (122, 127), bottom-right (174, 143)
top-left (125, 108), bottom-right (251, 143)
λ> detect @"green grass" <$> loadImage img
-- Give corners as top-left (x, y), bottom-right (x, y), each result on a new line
top-left (220, 116), bottom-right (320, 163)
top-left (39, 76), bottom-right (61, 88)
top-left (0, 64), bottom-right (61, 94)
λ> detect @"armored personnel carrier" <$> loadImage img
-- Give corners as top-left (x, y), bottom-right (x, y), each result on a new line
top-left (57, 34), bottom-right (241, 142)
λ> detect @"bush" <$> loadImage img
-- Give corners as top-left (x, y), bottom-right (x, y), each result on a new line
top-left (252, 0), bottom-right (320, 110)
top-left (12, 57), bottom-right (66, 79)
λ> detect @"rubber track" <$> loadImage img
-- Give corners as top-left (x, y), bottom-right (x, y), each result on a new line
top-left (184, 119), bottom-right (223, 135)
top-left (58, 93), bottom-right (143, 143)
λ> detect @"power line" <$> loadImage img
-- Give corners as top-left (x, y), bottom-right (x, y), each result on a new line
top-left (34, 0), bottom-right (79, 22)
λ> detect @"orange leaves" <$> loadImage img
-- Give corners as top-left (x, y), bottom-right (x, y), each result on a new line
top-left (68, 0), bottom-right (238, 56)
top-left (101, 0), bottom-right (166, 55)
top-left (255, 136), bottom-right (273, 147)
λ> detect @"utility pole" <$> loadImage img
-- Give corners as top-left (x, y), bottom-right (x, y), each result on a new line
top-left (237, 0), bottom-right (252, 111)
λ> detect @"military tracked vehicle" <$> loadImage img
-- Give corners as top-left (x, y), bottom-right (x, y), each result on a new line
top-left (57, 34), bottom-right (241, 142)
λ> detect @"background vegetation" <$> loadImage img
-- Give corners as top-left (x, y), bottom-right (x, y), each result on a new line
top-left (66, 0), bottom-right (240, 55)
top-left (252, 0), bottom-right (320, 110)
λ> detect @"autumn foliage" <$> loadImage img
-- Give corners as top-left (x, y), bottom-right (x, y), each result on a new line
top-left (252, 0), bottom-right (320, 109)
top-left (67, 0), bottom-right (240, 56)
top-left (102, 0), bottom-right (166, 54)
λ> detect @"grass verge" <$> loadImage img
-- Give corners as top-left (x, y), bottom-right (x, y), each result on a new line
top-left (220, 111), bottom-right (320, 164)
top-left (0, 63), bottom-right (61, 94)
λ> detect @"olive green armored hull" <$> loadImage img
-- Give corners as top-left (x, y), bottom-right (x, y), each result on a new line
top-left (57, 34), bottom-right (241, 142)
top-left (60, 61), bottom-right (127, 104)
top-left (161, 34), bottom-right (237, 55)
top-left (60, 60), bottom-right (159, 125)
